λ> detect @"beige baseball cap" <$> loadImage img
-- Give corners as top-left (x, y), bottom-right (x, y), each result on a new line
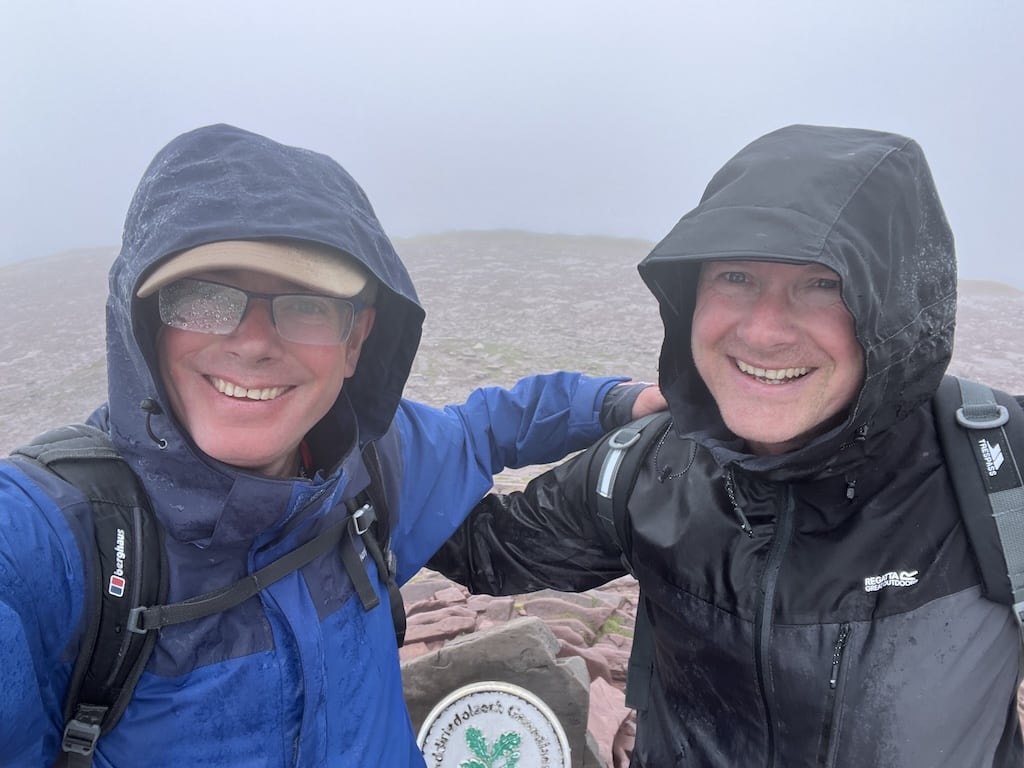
top-left (136, 239), bottom-right (369, 298)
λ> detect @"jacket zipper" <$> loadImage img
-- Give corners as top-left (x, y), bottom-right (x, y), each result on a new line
top-left (829, 624), bottom-right (850, 689)
top-left (819, 623), bottom-right (851, 767)
top-left (753, 485), bottom-right (795, 768)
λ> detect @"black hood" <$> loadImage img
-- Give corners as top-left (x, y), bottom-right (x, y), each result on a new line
top-left (638, 124), bottom-right (956, 478)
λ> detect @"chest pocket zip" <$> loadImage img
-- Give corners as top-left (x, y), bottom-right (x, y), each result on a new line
top-left (829, 623), bottom-right (850, 690)
top-left (820, 622), bottom-right (851, 767)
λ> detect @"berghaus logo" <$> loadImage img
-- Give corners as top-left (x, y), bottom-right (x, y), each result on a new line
top-left (108, 528), bottom-right (127, 598)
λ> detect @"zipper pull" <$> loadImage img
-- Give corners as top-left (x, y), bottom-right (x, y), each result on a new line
top-left (829, 624), bottom-right (851, 689)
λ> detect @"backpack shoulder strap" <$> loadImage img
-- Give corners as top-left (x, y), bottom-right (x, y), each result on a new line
top-left (114, 443), bottom-right (408, 644)
top-left (585, 411), bottom-right (673, 712)
top-left (10, 425), bottom-right (166, 767)
top-left (587, 411), bottom-right (673, 561)
top-left (933, 376), bottom-right (1024, 627)
top-left (9, 428), bottom-right (410, 763)
top-left (345, 440), bottom-right (406, 647)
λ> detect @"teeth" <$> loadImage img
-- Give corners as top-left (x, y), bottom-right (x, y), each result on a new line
top-left (210, 377), bottom-right (288, 401)
top-left (736, 360), bottom-right (810, 384)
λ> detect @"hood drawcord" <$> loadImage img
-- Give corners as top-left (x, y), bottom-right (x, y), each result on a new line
top-left (843, 425), bottom-right (868, 501)
top-left (140, 398), bottom-right (169, 450)
top-left (654, 426), bottom-right (696, 483)
top-left (724, 468), bottom-right (754, 537)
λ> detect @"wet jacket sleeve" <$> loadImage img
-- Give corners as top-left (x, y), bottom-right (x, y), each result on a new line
top-left (0, 465), bottom-right (84, 765)
top-left (427, 438), bottom-right (628, 594)
top-left (391, 372), bottom-right (625, 582)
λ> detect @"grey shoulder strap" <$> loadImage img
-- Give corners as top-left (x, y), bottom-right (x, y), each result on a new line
top-left (935, 376), bottom-right (1024, 631)
top-left (585, 411), bottom-right (672, 712)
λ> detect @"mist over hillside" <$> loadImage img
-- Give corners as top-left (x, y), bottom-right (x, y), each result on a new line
top-left (1, 231), bottom-right (1021, 457)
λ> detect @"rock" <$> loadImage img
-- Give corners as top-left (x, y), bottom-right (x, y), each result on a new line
top-left (587, 678), bottom-right (628, 768)
top-left (544, 616), bottom-right (597, 645)
top-left (404, 611), bottom-right (478, 645)
top-left (399, 572), bottom-right (639, 766)
top-left (402, 616), bottom-right (599, 767)
top-left (560, 644), bottom-right (613, 688)
top-left (466, 594), bottom-right (515, 624)
top-left (400, 575), bottom-right (459, 605)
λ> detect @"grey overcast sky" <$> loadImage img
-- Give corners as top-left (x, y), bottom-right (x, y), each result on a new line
top-left (2, 1), bottom-right (1021, 286)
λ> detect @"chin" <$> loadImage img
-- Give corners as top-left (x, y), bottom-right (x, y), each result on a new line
top-left (724, 416), bottom-right (810, 455)
top-left (195, 434), bottom-right (281, 470)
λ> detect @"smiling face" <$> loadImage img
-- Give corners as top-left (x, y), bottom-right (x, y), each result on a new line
top-left (691, 260), bottom-right (864, 455)
top-left (157, 269), bottom-right (375, 477)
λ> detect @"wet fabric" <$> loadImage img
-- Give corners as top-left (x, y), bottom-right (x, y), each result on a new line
top-left (432, 125), bottom-right (1023, 766)
top-left (0, 124), bottom-right (624, 766)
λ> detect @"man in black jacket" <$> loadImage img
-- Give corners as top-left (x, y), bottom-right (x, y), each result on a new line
top-left (430, 124), bottom-right (1023, 767)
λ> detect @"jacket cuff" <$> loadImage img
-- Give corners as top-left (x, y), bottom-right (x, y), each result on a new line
top-left (599, 381), bottom-right (652, 432)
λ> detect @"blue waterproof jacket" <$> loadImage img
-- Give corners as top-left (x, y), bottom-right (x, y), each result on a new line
top-left (0, 124), bottom-right (622, 766)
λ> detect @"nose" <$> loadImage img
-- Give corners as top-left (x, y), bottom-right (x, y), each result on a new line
top-left (734, 286), bottom-right (800, 348)
top-left (223, 298), bottom-right (283, 355)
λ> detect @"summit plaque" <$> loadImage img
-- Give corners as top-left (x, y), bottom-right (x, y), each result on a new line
top-left (417, 681), bottom-right (572, 768)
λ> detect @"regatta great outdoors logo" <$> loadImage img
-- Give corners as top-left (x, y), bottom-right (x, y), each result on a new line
top-left (979, 438), bottom-right (1005, 477)
top-left (863, 569), bottom-right (919, 593)
top-left (108, 527), bottom-right (127, 597)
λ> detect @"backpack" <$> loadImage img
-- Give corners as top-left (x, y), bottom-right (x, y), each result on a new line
top-left (586, 375), bottom-right (1024, 712)
top-left (8, 424), bottom-right (405, 767)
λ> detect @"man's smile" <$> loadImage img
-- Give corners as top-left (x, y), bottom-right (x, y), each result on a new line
top-left (735, 359), bottom-right (811, 385)
top-left (207, 375), bottom-right (292, 401)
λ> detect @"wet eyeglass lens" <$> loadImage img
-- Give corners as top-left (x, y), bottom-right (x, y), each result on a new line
top-left (272, 294), bottom-right (354, 345)
top-left (158, 278), bottom-right (357, 345)
top-left (159, 279), bottom-right (246, 335)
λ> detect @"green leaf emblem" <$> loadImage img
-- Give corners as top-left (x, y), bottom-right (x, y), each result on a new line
top-left (460, 726), bottom-right (522, 767)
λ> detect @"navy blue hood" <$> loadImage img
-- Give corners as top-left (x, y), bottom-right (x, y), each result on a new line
top-left (638, 124), bottom-right (956, 478)
top-left (102, 124), bottom-right (423, 543)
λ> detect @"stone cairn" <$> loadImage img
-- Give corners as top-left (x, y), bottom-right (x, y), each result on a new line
top-left (400, 571), bottom-right (640, 768)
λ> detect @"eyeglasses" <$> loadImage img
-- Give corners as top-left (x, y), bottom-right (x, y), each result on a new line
top-left (158, 278), bottom-right (365, 346)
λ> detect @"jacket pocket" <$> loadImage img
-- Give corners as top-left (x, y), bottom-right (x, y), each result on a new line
top-left (817, 622), bottom-right (851, 767)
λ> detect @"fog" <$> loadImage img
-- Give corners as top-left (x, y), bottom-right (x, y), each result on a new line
top-left (2, 1), bottom-right (1021, 286)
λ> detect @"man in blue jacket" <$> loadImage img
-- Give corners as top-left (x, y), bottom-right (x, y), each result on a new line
top-left (0, 124), bottom-right (663, 766)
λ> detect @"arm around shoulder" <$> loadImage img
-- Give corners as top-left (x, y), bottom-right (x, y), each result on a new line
top-left (427, 440), bottom-right (627, 595)
top-left (391, 372), bottom-right (652, 580)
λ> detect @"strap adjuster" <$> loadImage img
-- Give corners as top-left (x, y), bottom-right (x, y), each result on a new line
top-left (62, 718), bottom-right (101, 757)
top-left (126, 605), bottom-right (149, 634)
top-left (596, 426), bottom-right (643, 500)
top-left (350, 502), bottom-right (375, 536)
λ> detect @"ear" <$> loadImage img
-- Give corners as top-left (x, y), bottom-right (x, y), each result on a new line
top-left (343, 307), bottom-right (376, 378)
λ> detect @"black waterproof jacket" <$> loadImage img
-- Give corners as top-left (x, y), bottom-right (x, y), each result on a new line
top-left (431, 125), bottom-right (1023, 767)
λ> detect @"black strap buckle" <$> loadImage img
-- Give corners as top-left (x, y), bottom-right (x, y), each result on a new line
top-left (62, 718), bottom-right (101, 756)
top-left (126, 605), bottom-right (150, 635)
